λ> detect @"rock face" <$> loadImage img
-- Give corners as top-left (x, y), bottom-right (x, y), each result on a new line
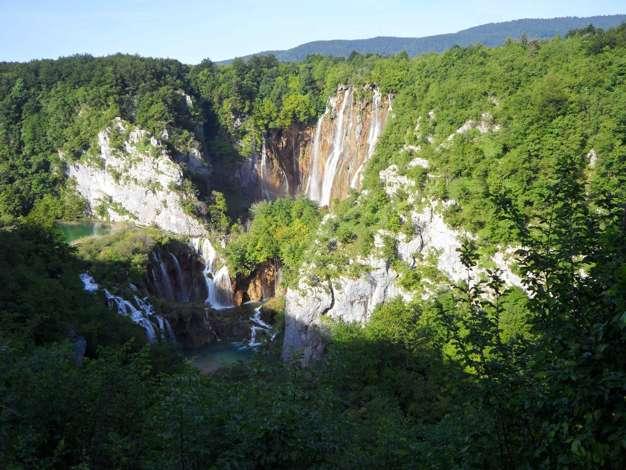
top-left (232, 261), bottom-right (279, 305)
top-left (239, 85), bottom-right (392, 205)
top-left (282, 202), bottom-right (525, 365)
top-left (68, 119), bottom-right (207, 237)
top-left (145, 242), bottom-right (208, 304)
top-left (282, 257), bottom-right (410, 365)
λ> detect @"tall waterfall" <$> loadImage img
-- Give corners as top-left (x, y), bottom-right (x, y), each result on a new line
top-left (351, 88), bottom-right (382, 189)
top-left (320, 87), bottom-right (353, 207)
top-left (258, 141), bottom-right (271, 200)
top-left (80, 273), bottom-right (174, 343)
top-left (191, 238), bottom-right (234, 309)
top-left (305, 115), bottom-right (325, 202)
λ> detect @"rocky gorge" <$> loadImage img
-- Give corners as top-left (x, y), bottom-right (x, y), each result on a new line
top-left (67, 83), bottom-right (522, 365)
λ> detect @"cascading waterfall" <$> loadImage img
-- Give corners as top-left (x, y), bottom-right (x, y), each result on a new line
top-left (305, 115), bottom-right (325, 202)
top-left (367, 89), bottom-right (383, 157)
top-left (80, 273), bottom-right (174, 343)
top-left (191, 238), bottom-right (234, 309)
top-left (168, 252), bottom-right (187, 302)
top-left (350, 88), bottom-right (382, 189)
top-left (320, 87), bottom-right (353, 207)
top-left (247, 305), bottom-right (276, 348)
top-left (153, 251), bottom-right (175, 301)
top-left (80, 272), bottom-right (99, 292)
top-left (211, 266), bottom-right (233, 307)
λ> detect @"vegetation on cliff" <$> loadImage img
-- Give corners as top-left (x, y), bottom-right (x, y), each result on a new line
top-left (225, 197), bottom-right (320, 285)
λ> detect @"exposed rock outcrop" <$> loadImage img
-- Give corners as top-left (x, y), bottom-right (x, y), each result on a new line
top-left (282, 257), bottom-right (411, 365)
top-left (68, 119), bottom-right (207, 237)
top-left (232, 261), bottom-right (279, 305)
top-left (283, 200), bottom-right (525, 365)
top-left (145, 242), bottom-right (208, 303)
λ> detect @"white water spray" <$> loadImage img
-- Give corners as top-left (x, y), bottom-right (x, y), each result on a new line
top-left (153, 251), bottom-right (175, 301)
top-left (80, 273), bottom-right (99, 292)
top-left (247, 305), bottom-right (275, 348)
top-left (168, 252), bottom-right (186, 302)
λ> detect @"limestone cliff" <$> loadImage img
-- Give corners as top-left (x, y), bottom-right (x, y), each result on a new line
top-left (68, 118), bottom-right (208, 237)
top-left (232, 261), bottom-right (279, 305)
top-left (282, 256), bottom-right (411, 364)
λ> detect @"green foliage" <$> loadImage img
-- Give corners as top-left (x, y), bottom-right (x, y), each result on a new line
top-left (225, 16), bottom-right (626, 62)
top-left (76, 227), bottom-right (172, 288)
top-left (0, 54), bottom-right (202, 220)
top-left (206, 190), bottom-right (230, 232)
top-left (0, 224), bottom-right (145, 350)
top-left (226, 197), bottom-right (320, 284)
top-left (25, 184), bottom-right (87, 227)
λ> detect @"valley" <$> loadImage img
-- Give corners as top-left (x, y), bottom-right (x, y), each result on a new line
top-left (1, 19), bottom-right (625, 468)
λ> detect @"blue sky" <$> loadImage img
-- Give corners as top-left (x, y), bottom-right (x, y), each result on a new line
top-left (1, 0), bottom-right (624, 63)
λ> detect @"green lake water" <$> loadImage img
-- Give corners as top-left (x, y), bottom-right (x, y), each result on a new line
top-left (57, 222), bottom-right (112, 243)
top-left (187, 342), bottom-right (254, 374)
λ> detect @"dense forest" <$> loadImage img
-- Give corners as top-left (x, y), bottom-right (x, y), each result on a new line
top-left (1, 23), bottom-right (626, 468)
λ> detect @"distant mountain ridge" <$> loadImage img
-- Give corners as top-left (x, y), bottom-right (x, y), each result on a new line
top-left (220, 15), bottom-right (626, 63)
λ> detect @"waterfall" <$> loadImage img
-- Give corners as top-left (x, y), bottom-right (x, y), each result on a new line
top-left (210, 266), bottom-right (233, 308)
top-left (246, 305), bottom-right (276, 348)
top-left (351, 88), bottom-right (383, 189)
top-left (320, 87), bottom-right (353, 207)
top-left (153, 251), bottom-right (175, 301)
top-left (80, 272), bottom-right (174, 343)
top-left (191, 238), bottom-right (234, 309)
top-left (258, 141), bottom-right (271, 199)
top-left (104, 290), bottom-right (158, 342)
top-left (80, 273), bottom-right (99, 292)
top-left (367, 89), bottom-right (383, 158)
top-left (305, 116), bottom-right (325, 202)
top-left (168, 252), bottom-right (187, 302)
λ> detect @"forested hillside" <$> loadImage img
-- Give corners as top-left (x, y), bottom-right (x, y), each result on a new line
top-left (1, 23), bottom-right (625, 468)
top-left (222, 14), bottom-right (626, 62)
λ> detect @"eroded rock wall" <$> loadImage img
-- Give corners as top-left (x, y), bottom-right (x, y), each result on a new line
top-left (68, 119), bottom-right (208, 237)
